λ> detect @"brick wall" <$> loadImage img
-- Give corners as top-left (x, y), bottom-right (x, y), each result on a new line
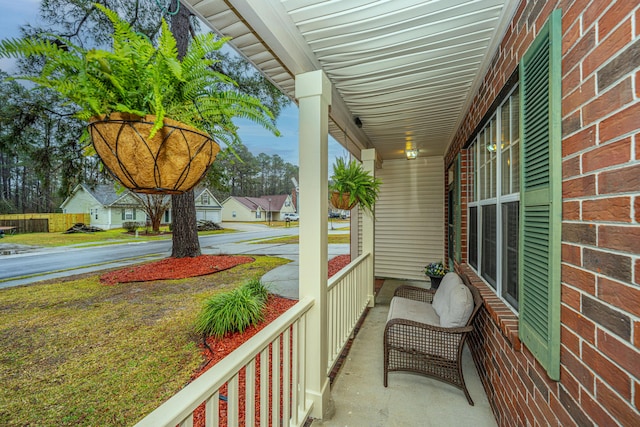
top-left (448, 1), bottom-right (640, 425)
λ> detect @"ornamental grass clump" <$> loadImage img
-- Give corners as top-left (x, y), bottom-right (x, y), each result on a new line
top-left (195, 279), bottom-right (270, 338)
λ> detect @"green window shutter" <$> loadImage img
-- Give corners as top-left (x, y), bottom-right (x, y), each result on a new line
top-left (121, 209), bottom-right (125, 221)
top-left (518, 9), bottom-right (562, 381)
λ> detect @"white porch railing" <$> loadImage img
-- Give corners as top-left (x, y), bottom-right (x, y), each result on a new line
top-left (134, 297), bottom-right (314, 427)
top-left (326, 252), bottom-right (372, 373)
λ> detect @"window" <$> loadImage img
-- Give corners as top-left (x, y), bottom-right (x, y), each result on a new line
top-left (256, 209), bottom-right (261, 219)
top-left (468, 10), bottom-right (561, 380)
top-left (201, 194), bottom-right (210, 204)
top-left (232, 210), bottom-right (237, 218)
top-left (468, 88), bottom-right (520, 306)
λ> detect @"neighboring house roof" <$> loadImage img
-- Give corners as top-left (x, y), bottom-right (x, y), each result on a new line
top-left (60, 183), bottom-right (139, 209)
top-left (226, 195), bottom-right (291, 212)
top-left (61, 183), bottom-right (220, 210)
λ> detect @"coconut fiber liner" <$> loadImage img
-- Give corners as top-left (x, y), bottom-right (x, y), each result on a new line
top-left (89, 113), bottom-right (220, 194)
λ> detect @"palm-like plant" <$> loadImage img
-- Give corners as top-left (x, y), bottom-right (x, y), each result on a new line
top-left (329, 157), bottom-right (381, 216)
top-left (0, 3), bottom-right (279, 145)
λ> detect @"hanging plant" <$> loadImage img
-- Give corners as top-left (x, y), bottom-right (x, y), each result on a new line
top-left (329, 157), bottom-right (381, 216)
top-left (0, 3), bottom-right (279, 194)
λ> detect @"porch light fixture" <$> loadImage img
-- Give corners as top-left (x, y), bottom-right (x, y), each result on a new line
top-left (406, 148), bottom-right (418, 160)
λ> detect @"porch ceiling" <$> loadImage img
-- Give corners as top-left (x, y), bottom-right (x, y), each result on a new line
top-left (184, 0), bottom-right (519, 160)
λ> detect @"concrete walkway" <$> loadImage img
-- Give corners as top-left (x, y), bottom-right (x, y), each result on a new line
top-left (311, 279), bottom-right (497, 427)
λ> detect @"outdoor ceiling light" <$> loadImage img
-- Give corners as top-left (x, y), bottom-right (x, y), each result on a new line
top-left (406, 148), bottom-right (418, 160)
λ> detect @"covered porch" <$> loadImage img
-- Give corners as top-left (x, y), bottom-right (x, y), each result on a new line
top-left (310, 279), bottom-right (496, 427)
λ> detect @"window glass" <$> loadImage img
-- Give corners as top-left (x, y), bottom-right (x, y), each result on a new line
top-left (469, 206), bottom-right (478, 269)
top-left (481, 204), bottom-right (497, 287)
top-left (502, 201), bottom-right (519, 308)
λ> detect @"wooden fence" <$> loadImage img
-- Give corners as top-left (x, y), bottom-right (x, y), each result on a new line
top-left (0, 213), bottom-right (90, 233)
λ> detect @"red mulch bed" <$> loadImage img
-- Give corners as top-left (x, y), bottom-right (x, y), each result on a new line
top-left (99, 255), bottom-right (254, 284)
top-left (190, 254), bottom-right (351, 426)
top-left (102, 253), bottom-right (351, 425)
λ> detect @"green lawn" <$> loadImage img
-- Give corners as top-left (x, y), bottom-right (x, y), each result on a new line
top-left (2, 227), bottom-right (236, 248)
top-left (0, 255), bottom-right (289, 426)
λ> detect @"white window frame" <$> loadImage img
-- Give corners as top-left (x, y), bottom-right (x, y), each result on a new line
top-left (468, 86), bottom-right (520, 312)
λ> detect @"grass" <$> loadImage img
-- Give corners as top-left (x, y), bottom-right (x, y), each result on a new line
top-left (0, 255), bottom-right (289, 426)
top-left (2, 227), bottom-right (236, 248)
top-left (253, 234), bottom-right (351, 245)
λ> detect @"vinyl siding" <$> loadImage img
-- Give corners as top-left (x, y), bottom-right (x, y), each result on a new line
top-left (374, 157), bottom-right (445, 281)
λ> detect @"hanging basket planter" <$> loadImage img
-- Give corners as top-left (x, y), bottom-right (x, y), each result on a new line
top-left (330, 191), bottom-right (357, 210)
top-left (88, 113), bottom-right (220, 194)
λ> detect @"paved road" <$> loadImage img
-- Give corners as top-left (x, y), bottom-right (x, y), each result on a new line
top-left (0, 223), bottom-right (299, 288)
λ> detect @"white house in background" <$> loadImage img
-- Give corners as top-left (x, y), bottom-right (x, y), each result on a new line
top-left (221, 194), bottom-right (296, 222)
top-left (60, 184), bottom-right (222, 229)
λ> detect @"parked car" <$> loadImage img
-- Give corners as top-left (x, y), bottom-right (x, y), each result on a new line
top-left (328, 212), bottom-right (341, 218)
top-left (283, 213), bottom-right (299, 221)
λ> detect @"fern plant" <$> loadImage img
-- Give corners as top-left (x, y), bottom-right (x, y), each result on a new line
top-left (329, 157), bottom-right (381, 216)
top-left (0, 3), bottom-right (279, 143)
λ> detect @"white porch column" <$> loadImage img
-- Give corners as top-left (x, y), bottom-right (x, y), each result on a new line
top-left (362, 148), bottom-right (376, 307)
top-left (295, 70), bottom-right (332, 419)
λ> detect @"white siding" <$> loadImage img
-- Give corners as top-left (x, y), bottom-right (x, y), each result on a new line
top-left (374, 157), bottom-right (445, 281)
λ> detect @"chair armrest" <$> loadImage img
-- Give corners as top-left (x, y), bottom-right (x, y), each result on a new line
top-left (393, 285), bottom-right (436, 303)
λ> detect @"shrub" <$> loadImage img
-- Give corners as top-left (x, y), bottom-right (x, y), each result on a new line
top-left (122, 222), bottom-right (141, 233)
top-left (195, 286), bottom-right (265, 338)
top-left (243, 278), bottom-right (268, 304)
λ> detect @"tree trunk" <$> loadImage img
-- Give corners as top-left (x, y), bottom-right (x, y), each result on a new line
top-left (170, 1), bottom-right (201, 258)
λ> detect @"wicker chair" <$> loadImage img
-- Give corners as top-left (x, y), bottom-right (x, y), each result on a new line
top-left (383, 280), bottom-right (483, 405)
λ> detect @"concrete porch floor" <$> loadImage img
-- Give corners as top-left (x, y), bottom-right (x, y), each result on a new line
top-left (311, 279), bottom-right (498, 427)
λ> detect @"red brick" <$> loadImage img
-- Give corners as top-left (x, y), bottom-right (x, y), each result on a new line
top-left (637, 72), bottom-right (640, 98)
top-left (565, 27), bottom-right (596, 76)
top-left (597, 329), bottom-right (640, 378)
top-left (563, 200), bottom-right (580, 220)
top-left (563, 175), bottom-right (596, 198)
top-left (563, 64), bottom-right (581, 96)
top-left (635, 380), bottom-right (640, 410)
top-left (599, 1), bottom-right (637, 40)
top-left (580, 387), bottom-right (618, 427)
top-left (599, 224), bottom-right (640, 253)
top-left (598, 277), bottom-right (640, 318)
top-left (599, 164), bottom-right (640, 195)
top-left (562, 304), bottom-right (596, 344)
top-left (549, 389), bottom-right (580, 427)
top-left (582, 196), bottom-right (631, 222)
top-left (583, 78), bottom-right (634, 126)
top-left (562, 125), bottom-right (596, 156)
top-left (563, 155), bottom-right (581, 179)
top-left (562, 243), bottom-right (582, 266)
top-left (582, 343), bottom-right (631, 399)
top-left (583, 0), bottom-right (607, 31)
top-left (564, 77), bottom-right (596, 115)
top-left (636, 321), bottom-right (640, 349)
top-left (583, 138), bottom-right (631, 173)
top-left (583, 19), bottom-right (633, 77)
top-left (636, 197), bottom-right (640, 222)
top-left (562, 264), bottom-right (596, 294)
top-left (562, 18), bottom-right (581, 56)
top-left (561, 283), bottom-right (582, 311)
top-left (599, 102), bottom-right (640, 143)
top-left (595, 379), bottom-right (640, 425)
top-left (561, 324), bottom-right (581, 355)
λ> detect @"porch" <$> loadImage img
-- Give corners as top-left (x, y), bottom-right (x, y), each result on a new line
top-left (310, 279), bottom-right (496, 427)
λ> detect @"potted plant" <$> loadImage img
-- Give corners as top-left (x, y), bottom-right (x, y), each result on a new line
top-left (424, 261), bottom-right (446, 289)
top-left (329, 157), bottom-right (381, 216)
top-left (0, 4), bottom-right (278, 194)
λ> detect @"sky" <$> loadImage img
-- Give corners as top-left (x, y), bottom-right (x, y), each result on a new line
top-left (0, 0), bottom-right (346, 168)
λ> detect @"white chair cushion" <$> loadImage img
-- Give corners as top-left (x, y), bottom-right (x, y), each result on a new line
top-left (432, 272), bottom-right (462, 315)
top-left (438, 284), bottom-right (474, 328)
top-left (387, 296), bottom-right (440, 326)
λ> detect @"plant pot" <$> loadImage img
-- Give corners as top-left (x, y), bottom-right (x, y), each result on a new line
top-left (428, 275), bottom-right (443, 289)
top-left (88, 113), bottom-right (220, 194)
top-left (330, 191), bottom-right (357, 210)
